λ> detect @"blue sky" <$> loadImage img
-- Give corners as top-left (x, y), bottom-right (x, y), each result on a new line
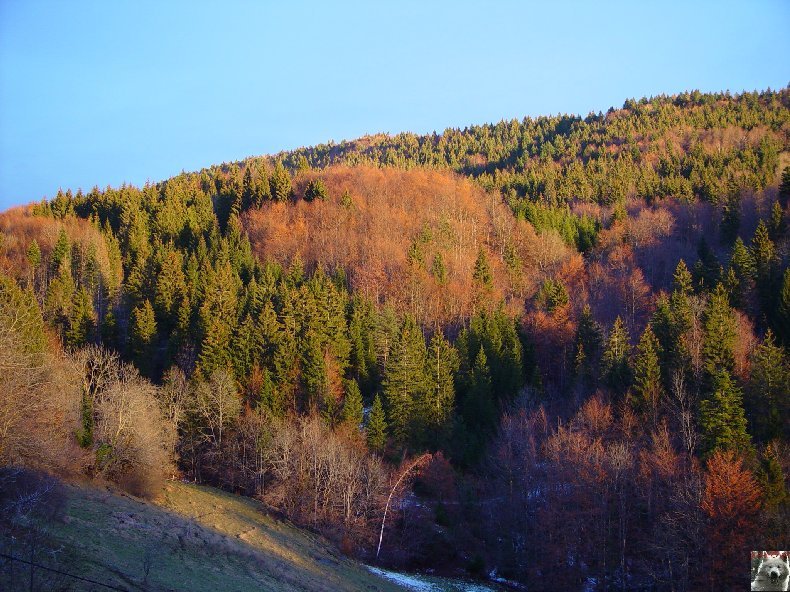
top-left (1, 1), bottom-right (788, 210)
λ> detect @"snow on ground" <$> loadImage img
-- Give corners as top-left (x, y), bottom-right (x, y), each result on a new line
top-left (367, 565), bottom-right (501, 591)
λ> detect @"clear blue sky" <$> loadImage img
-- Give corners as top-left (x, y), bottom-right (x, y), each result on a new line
top-left (1, 1), bottom-right (788, 210)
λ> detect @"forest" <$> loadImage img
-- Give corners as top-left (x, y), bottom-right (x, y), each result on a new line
top-left (1, 87), bottom-right (789, 591)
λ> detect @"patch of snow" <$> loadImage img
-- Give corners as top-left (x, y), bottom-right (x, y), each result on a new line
top-left (367, 566), bottom-right (436, 591)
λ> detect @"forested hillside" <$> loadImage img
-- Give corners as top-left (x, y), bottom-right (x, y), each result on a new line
top-left (1, 87), bottom-right (789, 591)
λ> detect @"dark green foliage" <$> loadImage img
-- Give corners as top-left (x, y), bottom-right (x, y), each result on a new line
top-left (757, 445), bottom-right (788, 509)
top-left (472, 248), bottom-right (493, 292)
top-left (418, 330), bottom-right (458, 447)
top-left (536, 278), bottom-right (569, 313)
top-left (779, 166), bottom-right (790, 205)
top-left (699, 368), bottom-right (751, 457)
top-left (719, 190), bottom-right (740, 246)
top-left (702, 284), bottom-right (737, 381)
top-left (778, 268), bottom-right (790, 344)
top-left (727, 237), bottom-right (755, 309)
top-left (745, 331), bottom-right (789, 442)
top-left (270, 161), bottom-right (292, 202)
top-left (26, 239), bottom-right (41, 270)
top-left (66, 287), bottom-right (95, 348)
top-left (131, 299), bottom-right (157, 375)
top-left (768, 201), bottom-right (786, 241)
top-left (631, 324), bottom-right (662, 420)
top-left (573, 305), bottom-right (603, 385)
top-left (342, 379), bottom-right (364, 427)
top-left (366, 394), bottom-right (387, 452)
top-left (431, 253), bottom-right (448, 285)
top-left (672, 259), bottom-right (694, 296)
top-left (512, 200), bottom-right (599, 252)
top-left (51, 228), bottom-right (70, 276)
top-left (602, 316), bottom-right (631, 395)
top-left (693, 236), bottom-right (720, 292)
top-left (751, 220), bottom-right (778, 317)
top-left (382, 317), bottom-right (429, 447)
top-left (304, 178), bottom-right (329, 202)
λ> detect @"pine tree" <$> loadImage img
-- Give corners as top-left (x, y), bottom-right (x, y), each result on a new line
top-left (727, 237), bottom-right (755, 309)
top-left (768, 201), bottom-right (786, 241)
top-left (366, 394), bottom-right (387, 452)
top-left (702, 283), bottom-right (737, 382)
top-left (751, 220), bottom-right (778, 316)
top-left (382, 317), bottom-right (429, 447)
top-left (719, 190), bottom-right (740, 246)
top-left (699, 368), bottom-right (751, 456)
top-left (269, 161), bottom-right (292, 202)
top-left (602, 316), bottom-right (632, 394)
top-left (631, 323), bottom-right (663, 421)
top-left (342, 378), bottom-right (364, 428)
top-left (131, 299), bottom-right (157, 375)
top-left (301, 328), bottom-right (328, 412)
top-left (757, 444), bottom-right (788, 510)
top-left (66, 287), bottom-right (95, 348)
top-left (746, 330), bottom-right (789, 442)
top-left (472, 248), bottom-right (494, 292)
top-left (304, 178), bottom-right (329, 202)
top-left (673, 259), bottom-right (694, 295)
top-left (776, 268), bottom-right (790, 345)
top-left (418, 330), bottom-right (458, 446)
top-left (50, 228), bottom-right (70, 276)
top-left (573, 304), bottom-right (603, 383)
top-left (431, 253), bottom-right (448, 285)
top-left (154, 250), bottom-right (186, 329)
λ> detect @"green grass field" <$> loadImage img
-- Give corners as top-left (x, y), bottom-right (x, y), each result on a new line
top-left (2, 479), bottom-right (407, 591)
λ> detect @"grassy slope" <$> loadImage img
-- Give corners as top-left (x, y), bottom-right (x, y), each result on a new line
top-left (16, 480), bottom-right (406, 592)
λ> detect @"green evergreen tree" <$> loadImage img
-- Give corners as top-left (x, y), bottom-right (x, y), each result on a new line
top-left (131, 299), bottom-right (157, 375)
top-left (304, 178), bottom-right (329, 202)
top-left (779, 165), bottom-right (790, 204)
top-left (573, 304), bottom-right (603, 383)
top-left (26, 239), bottom-right (41, 287)
top-left (602, 316), bottom-right (632, 394)
top-left (693, 236), bottom-right (720, 292)
top-left (382, 317), bottom-right (429, 447)
top-left (472, 248), bottom-right (494, 292)
top-left (431, 253), bottom-right (448, 285)
top-left (631, 323), bottom-right (663, 421)
top-left (751, 220), bottom-right (778, 316)
top-left (777, 268), bottom-right (790, 344)
top-left (154, 250), bottom-right (186, 329)
top-left (702, 283), bottom-right (738, 382)
top-left (341, 378), bottom-right (364, 428)
top-left (746, 330), bottom-right (789, 442)
top-left (418, 330), bottom-right (458, 446)
top-left (727, 237), bottom-right (755, 309)
top-left (270, 161), bottom-right (292, 202)
top-left (699, 368), bottom-right (751, 456)
top-left (65, 287), bottom-right (95, 348)
top-left (672, 259), bottom-right (694, 295)
top-left (50, 228), bottom-right (70, 276)
top-left (301, 328), bottom-right (328, 413)
top-left (768, 201), bottom-right (786, 241)
top-left (757, 444), bottom-right (788, 510)
top-left (719, 190), bottom-right (741, 246)
top-left (366, 394), bottom-right (387, 452)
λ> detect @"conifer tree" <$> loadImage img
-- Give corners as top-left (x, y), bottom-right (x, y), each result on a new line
top-left (768, 201), bottom-right (786, 241)
top-left (431, 253), bottom-right (448, 285)
top-left (631, 323), bottom-right (663, 421)
top-left (341, 378), bottom-right (364, 428)
top-left (366, 394), bottom-right (387, 452)
top-left (26, 239), bottom-right (41, 288)
top-left (418, 330), bottom-right (458, 446)
top-left (51, 228), bottom-right (70, 276)
top-left (301, 328), bottom-right (328, 412)
top-left (382, 317), bottom-right (429, 447)
top-left (702, 283), bottom-right (737, 381)
top-left (776, 268), bottom-right (790, 345)
top-left (719, 190), bottom-right (740, 246)
top-left (751, 220), bottom-right (778, 315)
top-left (602, 316), bottom-right (632, 394)
top-left (269, 161), bottom-right (292, 202)
top-left (746, 330), bottom-right (789, 442)
top-left (304, 178), bottom-right (329, 202)
top-left (673, 259), bottom-right (694, 295)
top-left (699, 368), bottom-right (751, 456)
top-left (693, 236), bottom-right (720, 292)
top-left (131, 299), bottom-right (157, 375)
top-left (727, 237), bottom-right (755, 309)
top-left (573, 304), bottom-right (603, 383)
top-left (66, 287), bottom-right (95, 348)
top-left (472, 248), bottom-right (494, 292)
top-left (757, 444), bottom-right (788, 510)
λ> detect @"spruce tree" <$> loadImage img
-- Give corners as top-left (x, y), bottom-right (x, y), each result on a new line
top-left (301, 328), bottom-right (328, 412)
top-left (382, 317), bottom-right (429, 447)
top-left (573, 304), bottom-right (603, 383)
top-left (602, 316), bottom-right (632, 394)
top-left (699, 368), bottom-right (751, 456)
top-left (366, 394), bottom-right (387, 452)
top-left (727, 237), bottom-right (755, 309)
top-left (461, 347), bottom-right (496, 438)
top-left (757, 444), bottom-right (788, 510)
top-left (631, 323), bottom-right (663, 421)
top-left (269, 161), bottom-right (292, 202)
top-left (472, 248), bottom-right (494, 292)
top-left (304, 178), bottom-right (329, 202)
top-left (51, 228), bottom-right (70, 276)
top-left (746, 330), bottom-right (789, 442)
top-left (131, 299), bottom-right (157, 375)
top-left (719, 190), bottom-right (740, 246)
top-left (418, 330), bottom-right (458, 446)
top-left (342, 379), bottom-right (364, 427)
top-left (431, 253), bottom-right (448, 285)
top-left (776, 268), bottom-right (790, 345)
top-left (66, 287), bottom-right (95, 348)
top-left (768, 201), bottom-right (786, 241)
top-left (751, 220), bottom-right (778, 316)
top-left (702, 283), bottom-right (737, 382)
